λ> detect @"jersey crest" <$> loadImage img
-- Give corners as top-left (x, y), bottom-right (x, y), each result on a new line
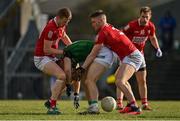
top-left (48, 31), bottom-right (53, 39)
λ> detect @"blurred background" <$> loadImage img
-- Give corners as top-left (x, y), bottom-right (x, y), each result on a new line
top-left (0, 0), bottom-right (179, 100)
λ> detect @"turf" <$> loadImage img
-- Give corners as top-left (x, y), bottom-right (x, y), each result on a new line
top-left (0, 100), bottom-right (180, 120)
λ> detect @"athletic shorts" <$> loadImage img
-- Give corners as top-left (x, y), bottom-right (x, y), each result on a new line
top-left (34, 56), bottom-right (58, 71)
top-left (94, 46), bottom-right (115, 69)
top-left (122, 50), bottom-right (146, 71)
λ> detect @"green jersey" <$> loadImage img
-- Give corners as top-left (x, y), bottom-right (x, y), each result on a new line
top-left (63, 40), bottom-right (94, 63)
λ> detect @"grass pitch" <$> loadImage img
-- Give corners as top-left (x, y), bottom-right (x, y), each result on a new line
top-left (0, 100), bottom-right (180, 120)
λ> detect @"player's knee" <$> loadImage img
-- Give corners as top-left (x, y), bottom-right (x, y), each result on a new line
top-left (84, 78), bottom-right (93, 86)
top-left (115, 80), bottom-right (126, 87)
top-left (56, 73), bottom-right (66, 81)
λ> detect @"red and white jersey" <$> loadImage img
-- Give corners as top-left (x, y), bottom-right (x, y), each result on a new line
top-left (34, 18), bottom-right (66, 57)
top-left (123, 20), bottom-right (155, 54)
top-left (95, 24), bottom-right (137, 60)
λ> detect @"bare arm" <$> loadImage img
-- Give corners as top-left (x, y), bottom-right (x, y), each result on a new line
top-left (149, 35), bottom-right (160, 49)
top-left (43, 39), bottom-right (63, 55)
top-left (61, 32), bottom-right (72, 46)
top-left (82, 44), bottom-right (103, 69)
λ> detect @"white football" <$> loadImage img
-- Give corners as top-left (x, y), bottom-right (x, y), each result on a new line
top-left (101, 96), bottom-right (117, 112)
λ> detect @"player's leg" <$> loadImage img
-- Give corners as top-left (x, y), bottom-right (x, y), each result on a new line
top-left (115, 67), bottom-right (124, 109)
top-left (42, 59), bottom-right (66, 114)
top-left (43, 62), bottom-right (66, 98)
top-left (116, 88), bottom-right (124, 109)
top-left (79, 46), bottom-right (114, 114)
top-left (84, 61), bottom-right (107, 113)
top-left (81, 71), bottom-right (90, 99)
top-left (115, 63), bottom-right (137, 106)
top-left (116, 81), bottom-right (133, 110)
top-left (135, 69), bottom-right (147, 103)
top-left (115, 63), bottom-right (141, 114)
top-left (115, 50), bottom-right (144, 114)
top-left (135, 68), bottom-right (152, 110)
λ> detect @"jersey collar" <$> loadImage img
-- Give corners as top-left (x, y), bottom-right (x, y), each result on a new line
top-left (54, 17), bottom-right (59, 27)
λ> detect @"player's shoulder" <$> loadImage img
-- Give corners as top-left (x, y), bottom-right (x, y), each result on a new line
top-left (98, 24), bottom-right (108, 35)
top-left (129, 20), bottom-right (138, 25)
top-left (103, 24), bottom-right (112, 30)
top-left (45, 19), bottom-right (57, 30)
top-left (104, 24), bottom-right (118, 32)
top-left (126, 20), bottom-right (138, 29)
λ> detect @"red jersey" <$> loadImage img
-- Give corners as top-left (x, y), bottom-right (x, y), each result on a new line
top-left (95, 24), bottom-right (137, 60)
top-left (34, 18), bottom-right (66, 57)
top-left (123, 20), bottom-right (155, 53)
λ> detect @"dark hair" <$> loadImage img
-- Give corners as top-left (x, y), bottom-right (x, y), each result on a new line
top-left (140, 6), bottom-right (151, 14)
top-left (89, 10), bottom-right (105, 18)
top-left (57, 7), bottom-right (72, 18)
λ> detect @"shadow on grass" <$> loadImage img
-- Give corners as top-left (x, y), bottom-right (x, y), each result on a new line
top-left (0, 112), bottom-right (46, 115)
top-left (138, 115), bottom-right (180, 119)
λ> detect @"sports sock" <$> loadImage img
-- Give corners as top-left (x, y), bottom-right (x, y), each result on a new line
top-left (88, 100), bottom-right (98, 106)
top-left (50, 99), bottom-right (56, 108)
top-left (117, 98), bottom-right (123, 107)
top-left (130, 100), bottom-right (136, 107)
top-left (141, 98), bottom-right (148, 105)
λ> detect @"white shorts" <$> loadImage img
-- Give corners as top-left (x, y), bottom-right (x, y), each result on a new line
top-left (94, 46), bottom-right (115, 69)
top-left (122, 50), bottom-right (146, 71)
top-left (34, 56), bottom-right (58, 71)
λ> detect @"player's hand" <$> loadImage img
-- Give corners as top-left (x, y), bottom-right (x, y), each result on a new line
top-left (156, 48), bottom-right (162, 57)
top-left (74, 93), bottom-right (80, 109)
top-left (76, 67), bottom-right (86, 81)
top-left (66, 84), bottom-right (72, 97)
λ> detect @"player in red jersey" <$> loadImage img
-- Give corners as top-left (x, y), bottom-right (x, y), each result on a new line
top-left (116, 6), bottom-right (162, 111)
top-left (77, 10), bottom-right (144, 115)
top-left (34, 7), bottom-right (74, 115)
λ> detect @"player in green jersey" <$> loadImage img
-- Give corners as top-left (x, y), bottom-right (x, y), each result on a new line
top-left (65, 39), bottom-right (116, 114)
top-left (65, 40), bottom-right (116, 114)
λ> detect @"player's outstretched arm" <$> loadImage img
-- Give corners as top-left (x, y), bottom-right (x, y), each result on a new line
top-left (82, 44), bottom-right (103, 69)
top-left (75, 44), bottom-right (103, 81)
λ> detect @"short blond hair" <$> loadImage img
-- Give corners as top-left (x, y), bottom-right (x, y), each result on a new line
top-left (140, 6), bottom-right (151, 14)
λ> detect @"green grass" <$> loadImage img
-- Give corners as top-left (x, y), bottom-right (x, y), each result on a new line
top-left (0, 100), bottom-right (180, 120)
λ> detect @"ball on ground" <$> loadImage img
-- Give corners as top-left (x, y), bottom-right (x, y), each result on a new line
top-left (101, 96), bottom-right (117, 112)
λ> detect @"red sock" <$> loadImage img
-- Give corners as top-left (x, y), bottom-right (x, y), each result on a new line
top-left (141, 98), bottom-right (148, 105)
top-left (117, 98), bottom-right (123, 104)
top-left (50, 99), bottom-right (56, 108)
top-left (130, 100), bottom-right (136, 107)
top-left (117, 98), bottom-right (123, 108)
